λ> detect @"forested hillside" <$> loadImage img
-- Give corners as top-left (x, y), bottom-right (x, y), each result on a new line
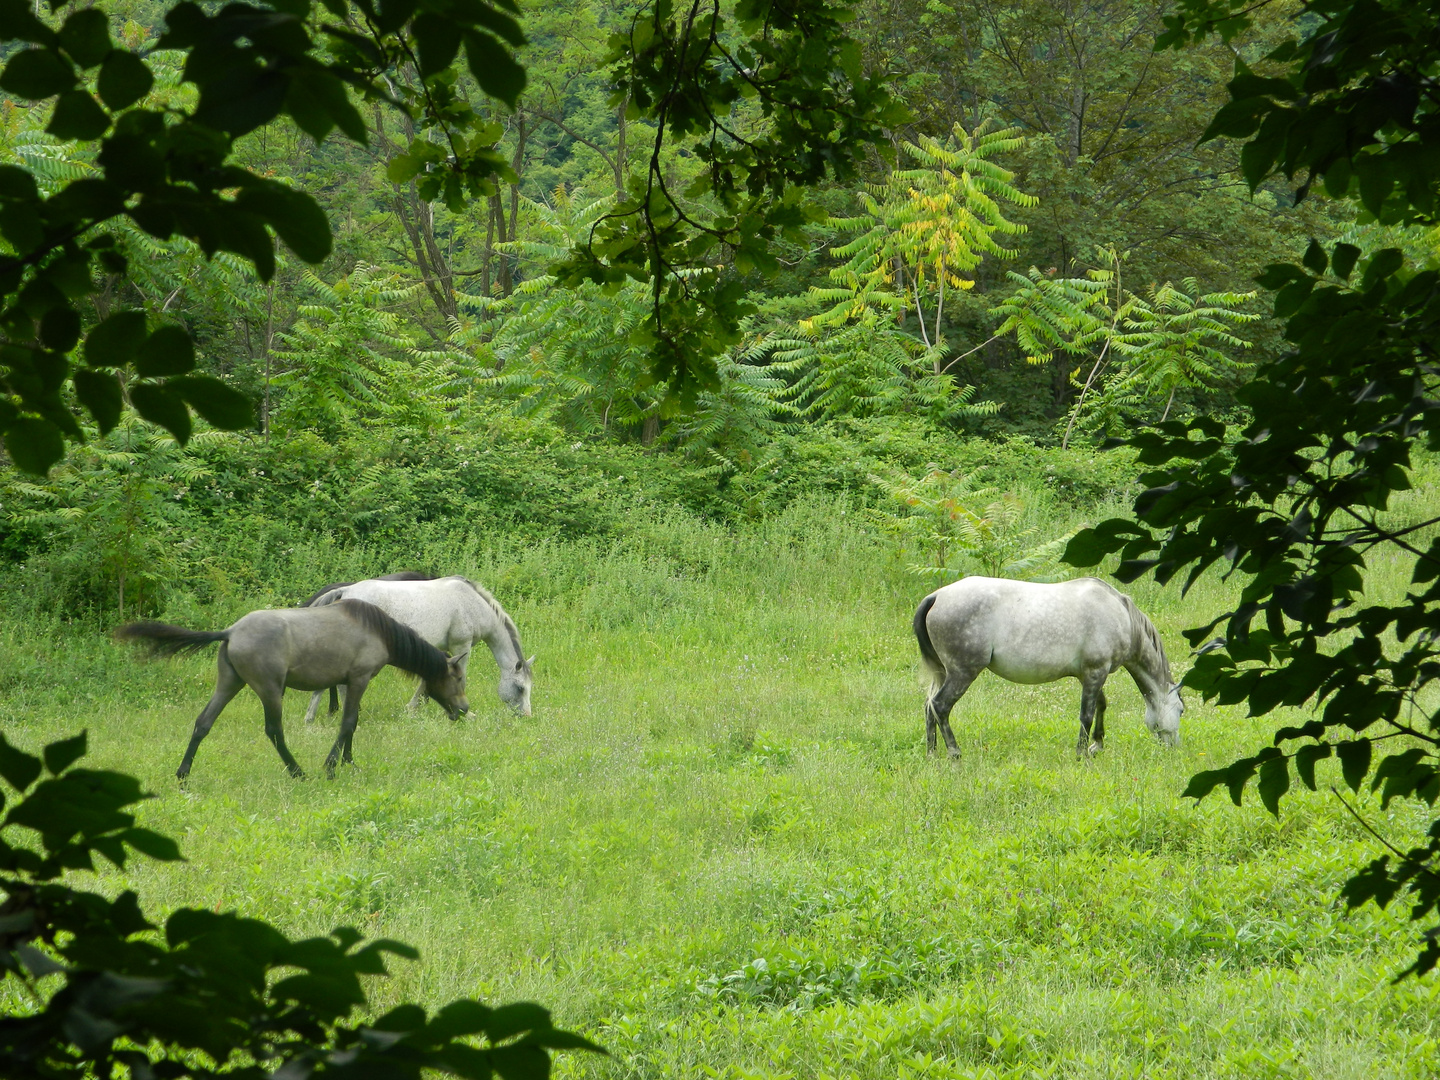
top-left (5, 0), bottom-right (1440, 1075)
top-left (0, 0), bottom-right (1356, 610)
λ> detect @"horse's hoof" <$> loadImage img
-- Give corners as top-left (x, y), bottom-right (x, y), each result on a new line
top-left (1088, 740), bottom-right (1102, 755)
top-left (947, 750), bottom-right (961, 761)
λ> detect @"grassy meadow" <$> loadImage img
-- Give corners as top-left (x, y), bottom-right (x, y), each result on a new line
top-left (2, 489), bottom-right (1438, 1078)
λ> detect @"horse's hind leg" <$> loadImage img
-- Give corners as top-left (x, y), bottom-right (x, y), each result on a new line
top-left (927, 669), bottom-right (978, 760)
top-left (304, 685), bottom-right (345, 724)
top-left (176, 647), bottom-right (244, 780)
top-left (259, 686), bottom-right (305, 779)
top-left (1077, 675), bottom-right (1107, 760)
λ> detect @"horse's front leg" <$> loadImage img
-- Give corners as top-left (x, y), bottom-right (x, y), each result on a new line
top-left (928, 669), bottom-right (978, 760)
top-left (326, 676), bottom-right (370, 778)
top-left (1076, 674), bottom-right (1107, 760)
top-left (1091, 687), bottom-right (1108, 752)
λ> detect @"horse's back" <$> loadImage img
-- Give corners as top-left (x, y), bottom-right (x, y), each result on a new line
top-left (227, 606), bottom-right (388, 689)
top-left (327, 576), bottom-right (493, 649)
top-left (924, 576), bottom-right (1131, 683)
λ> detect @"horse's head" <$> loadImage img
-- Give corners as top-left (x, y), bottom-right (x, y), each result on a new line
top-left (498, 654), bottom-right (535, 716)
top-left (425, 654), bottom-right (470, 721)
top-left (1145, 682), bottom-right (1184, 747)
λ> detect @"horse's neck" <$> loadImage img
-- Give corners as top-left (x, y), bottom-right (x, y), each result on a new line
top-left (1124, 637), bottom-right (1170, 701)
top-left (462, 592), bottom-right (520, 667)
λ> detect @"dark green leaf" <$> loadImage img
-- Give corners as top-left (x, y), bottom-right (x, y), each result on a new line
top-left (135, 326), bottom-right (195, 377)
top-left (1294, 742), bottom-right (1331, 790)
top-left (166, 376), bottom-right (253, 430)
top-left (3, 416), bottom-right (64, 475)
top-left (0, 203), bottom-right (43, 253)
top-left (1331, 242), bottom-right (1361, 281)
top-left (47, 89), bottom-right (111, 140)
top-left (1302, 239), bottom-right (1327, 276)
top-left (463, 30), bottom-right (526, 107)
top-left (1323, 154), bottom-right (1351, 198)
top-left (129, 383), bottom-right (192, 443)
top-left (0, 735), bottom-right (43, 792)
top-left (39, 306), bottom-right (81, 353)
top-left (58, 9), bottom-right (112, 68)
top-left (84, 311), bottom-right (148, 367)
top-left (1062, 526), bottom-right (1127, 568)
top-left (0, 164), bottom-right (40, 202)
top-left (430, 999), bottom-right (491, 1038)
top-left (374, 0), bottom-right (419, 34)
top-left (122, 827), bottom-right (183, 861)
top-left (1337, 739), bottom-right (1372, 793)
top-left (0, 0), bottom-right (57, 48)
top-left (0, 48), bottom-right (77, 99)
top-left (1361, 248), bottom-right (1404, 291)
top-left (234, 183), bottom-right (331, 263)
top-left (487, 1001), bottom-right (553, 1041)
top-left (1256, 755), bottom-right (1290, 815)
top-left (73, 367), bottom-right (123, 434)
top-left (373, 1003), bottom-right (428, 1031)
top-left (43, 732), bottom-right (87, 776)
top-left (1273, 277), bottom-right (1315, 318)
top-left (97, 50), bottom-right (154, 111)
top-left (413, 13), bottom-right (462, 77)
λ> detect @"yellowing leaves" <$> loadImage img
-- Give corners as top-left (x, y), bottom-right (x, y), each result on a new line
top-left (811, 120), bottom-right (1035, 353)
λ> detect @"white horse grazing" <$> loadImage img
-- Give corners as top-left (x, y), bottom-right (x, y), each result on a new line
top-left (913, 576), bottom-right (1182, 759)
top-left (303, 576), bottom-right (533, 721)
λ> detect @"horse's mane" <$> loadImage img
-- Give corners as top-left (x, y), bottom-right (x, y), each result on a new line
top-left (298, 571), bottom-right (433, 608)
top-left (334, 599), bottom-right (448, 680)
top-left (452, 577), bottom-right (527, 664)
top-left (1118, 592), bottom-right (1171, 683)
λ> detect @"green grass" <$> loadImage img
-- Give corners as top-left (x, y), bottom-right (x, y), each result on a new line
top-left (3, 497), bottom-right (1437, 1079)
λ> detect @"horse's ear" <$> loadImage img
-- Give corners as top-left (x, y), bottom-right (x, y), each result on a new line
top-left (526, 654), bottom-right (536, 667)
top-left (448, 654), bottom-right (463, 671)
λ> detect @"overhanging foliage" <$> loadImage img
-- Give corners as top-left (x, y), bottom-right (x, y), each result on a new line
top-left (1067, 0), bottom-right (1440, 977)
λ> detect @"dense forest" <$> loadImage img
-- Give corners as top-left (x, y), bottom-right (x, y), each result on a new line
top-left (5, 0), bottom-right (1440, 1075)
top-left (0, 0), bottom-right (1366, 615)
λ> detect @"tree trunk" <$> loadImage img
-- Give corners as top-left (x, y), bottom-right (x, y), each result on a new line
top-left (390, 185), bottom-right (458, 324)
top-left (615, 96), bottom-right (628, 200)
top-left (500, 116), bottom-right (528, 296)
top-left (490, 193), bottom-right (511, 296)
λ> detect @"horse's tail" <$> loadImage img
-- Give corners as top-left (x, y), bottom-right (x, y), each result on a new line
top-left (913, 593), bottom-right (947, 730)
top-left (913, 592), bottom-right (945, 680)
top-left (116, 621), bottom-right (229, 658)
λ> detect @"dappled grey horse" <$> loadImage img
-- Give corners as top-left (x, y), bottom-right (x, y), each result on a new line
top-left (302, 576), bottom-right (533, 722)
top-left (913, 576), bottom-right (1183, 759)
top-left (118, 599), bottom-right (469, 780)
